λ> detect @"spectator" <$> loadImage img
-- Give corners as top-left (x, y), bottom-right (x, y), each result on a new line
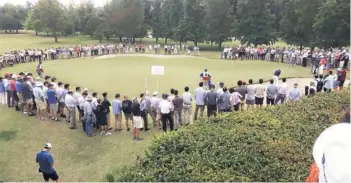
top-left (172, 90), bottom-right (183, 129)
top-left (275, 78), bottom-right (288, 104)
top-left (159, 94), bottom-right (173, 132)
top-left (254, 79), bottom-right (265, 107)
top-left (36, 143), bottom-right (60, 182)
top-left (246, 79), bottom-right (256, 109)
top-left (112, 94), bottom-right (122, 131)
top-left (131, 97), bottom-right (143, 140)
top-left (65, 90), bottom-right (77, 129)
top-left (205, 84), bottom-right (218, 117)
top-left (289, 83), bottom-right (302, 102)
top-left (235, 80), bottom-right (247, 111)
top-left (182, 86), bottom-right (193, 125)
top-left (101, 92), bottom-right (112, 130)
top-left (47, 84), bottom-right (59, 121)
top-left (194, 82), bottom-right (206, 120)
top-left (122, 96), bottom-right (133, 131)
top-left (266, 79), bottom-right (278, 106)
top-left (96, 98), bottom-right (112, 136)
top-left (218, 87), bottom-right (231, 113)
top-left (229, 88), bottom-right (242, 112)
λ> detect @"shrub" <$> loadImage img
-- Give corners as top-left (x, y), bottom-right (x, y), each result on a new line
top-left (113, 91), bottom-right (350, 182)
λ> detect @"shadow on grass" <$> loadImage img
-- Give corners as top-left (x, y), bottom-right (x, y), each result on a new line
top-left (0, 131), bottom-right (18, 141)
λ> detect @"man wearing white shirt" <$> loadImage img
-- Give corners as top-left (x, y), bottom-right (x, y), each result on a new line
top-left (182, 86), bottom-right (193, 125)
top-left (150, 91), bottom-right (161, 128)
top-left (323, 71), bottom-right (336, 92)
top-left (275, 78), bottom-right (288, 104)
top-left (65, 90), bottom-right (77, 129)
top-left (223, 47), bottom-right (228, 59)
top-left (33, 82), bottom-right (46, 120)
top-left (194, 82), bottom-right (206, 120)
top-left (159, 94), bottom-right (173, 132)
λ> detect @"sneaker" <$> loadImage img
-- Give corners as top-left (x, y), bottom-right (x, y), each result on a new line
top-left (127, 128), bottom-right (130, 132)
top-left (105, 132), bottom-right (112, 136)
top-left (22, 112), bottom-right (28, 115)
top-left (100, 131), bottom-right (105, 136)
top-left (136, 137), bottom-right (143, 141)
top-left (145, 128), bottom-right (150, 131)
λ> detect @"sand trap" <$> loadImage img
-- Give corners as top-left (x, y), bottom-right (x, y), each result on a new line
top-left (93, 54), bottom-right (206, 60)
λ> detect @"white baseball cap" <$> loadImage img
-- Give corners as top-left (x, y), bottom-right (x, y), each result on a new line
top-left (313, 123), bottom-right (351, 183)
top-left (152, 91), bottom-right (158, 96)
top-left (44, 143), bottom-right (52, 149)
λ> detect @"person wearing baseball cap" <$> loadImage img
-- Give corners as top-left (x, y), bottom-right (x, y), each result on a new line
top-left (36, 143), bottom-right (60, 182)
top-left (83, 96), bottom-right (95, 137)
top-left (312, 114), bottom-right (351, 183)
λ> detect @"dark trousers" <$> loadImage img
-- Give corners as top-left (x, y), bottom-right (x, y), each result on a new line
top-left (207, 104), bottom-right (217, 117)
top-left (161, 113), bottom-right (173, 132)
top-left (233, 104), bottom-right (240, 111)
top-left (275, 94), bottom-right (286, 104)
top-left (266, 97), bottom-right (275, 105)
top-left (7, 90), bottom-right (11, 107)
top-left (141, 111), bottom-right (148, 130)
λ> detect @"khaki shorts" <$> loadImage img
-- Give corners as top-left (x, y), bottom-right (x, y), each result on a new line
top-left (26, 98), bottom-right (33, 105)
top-left (17, 93), bottom-right (24, 104)
top-left (133, 116), bottom-right (143, 129)
top-left (35, 99), bottom-right (46, 110)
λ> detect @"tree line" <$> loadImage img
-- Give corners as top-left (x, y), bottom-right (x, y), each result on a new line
top-left (0, 0), bottom-right (349, 48)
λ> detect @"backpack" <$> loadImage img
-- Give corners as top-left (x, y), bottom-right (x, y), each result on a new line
top-left (317, 80), bottom-right (324, 92)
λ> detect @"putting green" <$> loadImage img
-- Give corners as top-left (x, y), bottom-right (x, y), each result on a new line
top-left (1, 55), bottom-right (312, 98)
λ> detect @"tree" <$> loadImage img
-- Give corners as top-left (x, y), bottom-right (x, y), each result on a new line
top-left (179, 0), bottom-right (206, 46)
top-left (34, 0), bottom-right (67, 42)
top-left (161, 0), bottom-right (183, 44)
top-left (233, 0), bottom-right (278, 46)
top-left (205, 0), bottom-right (233, 48)
top-left (0, 4), bottom-right (26, 33)
top-left (150, 0), bottom-right (163, 42)
top-left (313, 0), bottom-right (350, 48)
top-left (24, 10), bottom-right (42, 35)
top-left (280, 0), bottom-right (323, 49)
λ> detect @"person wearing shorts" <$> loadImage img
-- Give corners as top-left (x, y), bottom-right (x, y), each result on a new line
top-left (131, 97), bottom-right (143, 140)
top-left (122, 96), bottom-right (133, 131)
top-left (36, 143), bottom-right (60, 182)
top-left (47, 84), bottom-right (59, 121)
top-left (245, 79), bottom-right (256, 109)
top-left (254, 79), bottom-right (265, 107)
top-left (33, 82), bottom-right (46, 120)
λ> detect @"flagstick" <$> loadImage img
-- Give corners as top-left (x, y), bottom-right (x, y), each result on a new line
top-left (145, 78), bottom-right (147, 91)
top-left (157, 77), bottom-right (159, 92)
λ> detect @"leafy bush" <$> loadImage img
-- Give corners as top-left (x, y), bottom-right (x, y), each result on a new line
top-left (112, 91), bottom-right (350, 182)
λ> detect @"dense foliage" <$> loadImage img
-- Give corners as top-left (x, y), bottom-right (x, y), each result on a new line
top-left (110, 91), bottom-right (350, 182)
top-left (0, 0), bottom-right (349, 47)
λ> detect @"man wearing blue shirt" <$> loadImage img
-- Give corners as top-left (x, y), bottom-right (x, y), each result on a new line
top-left (194, 82), bottom-right (206, 120)
top-left (36, 143), bottom-right (60, 182)
top-left (47, 84), bottom-right (59, 121)
top-left (16, 77), bottom-right (24, 112)
top-left (112, 94), bottom-right (122, 131)
top-left (289, 83), bottom-right (302, 102)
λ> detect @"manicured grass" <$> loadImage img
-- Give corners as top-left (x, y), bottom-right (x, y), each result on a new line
top-left (0, 33), bottom-right (308, 182)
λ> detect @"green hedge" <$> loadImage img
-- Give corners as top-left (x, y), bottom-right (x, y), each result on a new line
top-left (110, 91), bottom-right (350, 182)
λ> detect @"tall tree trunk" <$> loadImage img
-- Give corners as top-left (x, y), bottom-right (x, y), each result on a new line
top-left (179, 40), bottom-right (182, 50)
top-left (90, 34), bottom-right (93, 38)
top-left (211, 41), bottom-right (213, 46)
top-left (46, 32), bottom-right (49, 36)
top-left (16, 29), bottom-right (18, 34)
top-left (5, 29), bottom-right (7, 33)
top-left (54, 32), bottom-right (58, 43)
top-left (194, 41), bottom-right (198, 47)
top-left (218, 41), bottom-right (222, 48)
top-left (9, 29), bottom-right (12, 32)
top-left (299, 44), bottom-right (303, 51)
top-left (165, 37), bottom-right (168, 44)
top-left (119, 36), bottom-right (122, 42)
top-left (35, 30), bottom-right (38, 35)
top-left (156, 37), bottom-right (159, 43)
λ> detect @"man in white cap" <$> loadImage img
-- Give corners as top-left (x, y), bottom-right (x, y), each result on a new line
top-left (150, 91), bottom-right (161, 128)
top-left (313, 110), bottom-right (351, 183)
top-left (36, 143), bottom-right (60, 182)
top-left (83, 96), bottom-right (95, 137)
top-left (33, 82), bottom-right (46, 120)
top-left (288, 82), bottom-right (301, 102)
